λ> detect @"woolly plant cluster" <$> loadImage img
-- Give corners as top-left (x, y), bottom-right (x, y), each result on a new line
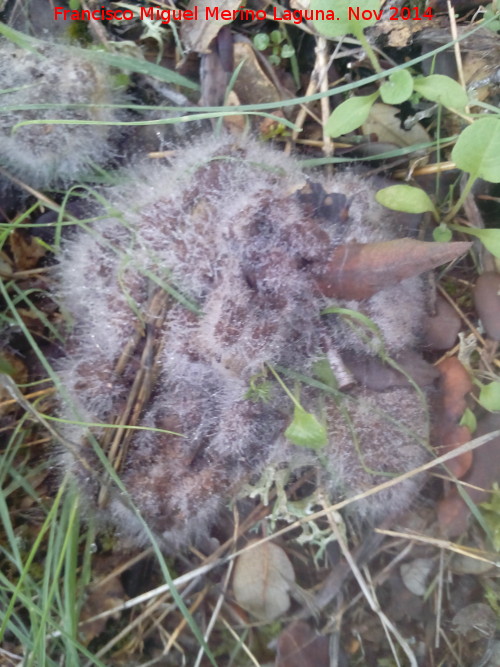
top-left (0, 39), bottom-right (122, 190)
top-left (56, 135), bottom-right (454, 549)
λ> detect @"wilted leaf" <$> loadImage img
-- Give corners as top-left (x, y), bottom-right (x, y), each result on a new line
top-left (276, 621), bottom-right (329, 667)
top-left (452, 603), bottom-right (496, 642)
top-left (181, 0), bottom-right (241, 53)
top-left (9, 230), bottom-right (46, 270)
top-left (451, 116), bottom-right (500, 183)
top-left (432, 358), bottom-right (473, 479)
top-left (380, 69), bottom-right (413, 105)
top-left (375, 184), bottom-right (436, 215)
top-left (79, 556), bottom-right (127, 645)
top-left (400, 558), bottom-right (434, 596)
top-left (315, 239), bottom-right (471, 300)
top-left (233, 540), bottom-right (295, 621)
top-left (326, 93), bottom-right (379, 138)
top-left (438, 414), bottom-right (500, 537)
top-left (362, 102), bottom-right (430, 149)
top-left (413, 74), bottom-right (469, 112)
top-left (436, 357), bottom-right (472, 423)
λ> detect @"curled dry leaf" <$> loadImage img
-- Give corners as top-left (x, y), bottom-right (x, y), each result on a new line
top-left (473, 272), bottom-right (500, 341)
top-left (181, 0), bottom-right (241, 53)
top-left (276, 621), bottom-right (329, 667)
top-left (438, 414), bottom-right (500, 537)
top-left (232, 540), bottom-right (295, 621)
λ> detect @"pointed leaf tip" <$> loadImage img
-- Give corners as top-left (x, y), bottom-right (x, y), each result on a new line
top-left (315, 239), bottom-right (471, 299)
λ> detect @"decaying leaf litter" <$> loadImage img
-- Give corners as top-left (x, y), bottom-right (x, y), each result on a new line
top-left (1, 1), bottom-right (500, 665)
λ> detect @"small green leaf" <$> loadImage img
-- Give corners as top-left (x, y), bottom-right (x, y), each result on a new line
top-left (375, 184), bottom-right (437, 215)
top-left (285, 406), bottom-right (328, 449)
top-left (281, 44), bottom-right (295, 59)
top-left (433, 224), bottom-right (453, 242)
top-left (479, 381), bottom-right (500, 412)
top-left (460, 407), bottom-right (477, 433)
top-left (451, 117), bottom-right (500, 183)
top-left (270, 30), bottom-right (283, 45)
top-left (326, 93), bottom-right (379, 138)
top-left (311, 0), bottom-right (380, 39)
top-left (253, 33), bottom-right (270, 51)
top-left (413, 74), bottom-right (468, 112)
top-left (380, 69), bottom-right (414, 105)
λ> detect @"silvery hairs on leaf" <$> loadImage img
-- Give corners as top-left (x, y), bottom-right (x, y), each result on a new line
top-left (55, 134), bottom-right (467, 550)
top-left (0, 38), bottom-right (123, 190)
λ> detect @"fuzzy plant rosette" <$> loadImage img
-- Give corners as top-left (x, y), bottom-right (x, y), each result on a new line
top-left (54, 134), bottom-right (470, 550)
top-left (0, 38), bottom-right (123, 191)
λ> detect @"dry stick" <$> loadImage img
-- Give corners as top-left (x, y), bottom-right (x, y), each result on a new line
top-left (316, 36), bottom-right (334, 160)
top-left (435, 547), bottom-right (445, 650)
top-left (447, 0), bottom-right (469, 115)
top-left (324, 508), bottom-right (417, 667)
top-left (193, 560), bottom-right (235, 667)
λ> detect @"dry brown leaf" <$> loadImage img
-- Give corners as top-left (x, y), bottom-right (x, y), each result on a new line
top-left (436, 357), bottom-right (472, 423)
top-left (9, 230), bottom-right (46, 270)
top-left (232, 540), bottom-right (295, 621)
top-left (432, 358), bottom-right (473, 480)
top-left (362, 103), bottom-right (430, 150)
top-left (438, 414), bottom-right (500, 536)
top-left (276, 621), bottom-right (329, 667)
top-left (181, 0), bottom-right (240, 53)
top-left (232, 41), bottom-right (283, 106)
top-left (79, 556), bottom-right (127, 645)
top-left (314, 239), bottom-right (471, 300)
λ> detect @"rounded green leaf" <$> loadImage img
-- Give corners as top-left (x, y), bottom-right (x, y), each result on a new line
top-left (311, 0), bottom-right (380, 39)
top-left (285, 406), bottom-right (327, 449)
top-left (326, 93), bottom-right (378, 138)
top-left (380, 69), bottom-right (414, 105)
top-left (375, 184), bottom-right (436, 215)
top-left (479, 382), bottom-right (500, 412)
top-left (413, 74), bottom-right (468, 112)
top-left (451, 117), bottom-right (500, 183)
top-left (433, 224), bottom-right (453, 243)
top-left (253, 33), bottom-right (270, 51)
top-left (281, 44), bottom-right (295, 59)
